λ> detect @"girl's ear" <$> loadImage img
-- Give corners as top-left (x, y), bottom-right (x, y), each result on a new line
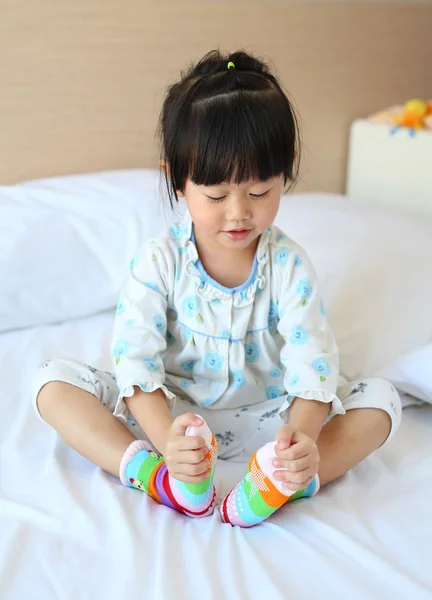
top-left (160, 159), bottom-right (185, 198)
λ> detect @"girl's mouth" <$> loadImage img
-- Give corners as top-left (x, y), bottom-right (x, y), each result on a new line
top-left (224, 229), bottom-right (253, 241)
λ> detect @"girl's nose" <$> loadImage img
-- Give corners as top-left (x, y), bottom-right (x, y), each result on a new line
top-left (225, 196), bottom-right (252, 222)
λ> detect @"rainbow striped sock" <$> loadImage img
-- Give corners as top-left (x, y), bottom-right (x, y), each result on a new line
top-left (220, 441), bottom-right (319, 527)
top-left (119, 419), bottom-right (218, 518)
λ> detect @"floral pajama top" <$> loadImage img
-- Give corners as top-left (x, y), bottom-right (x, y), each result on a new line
top-left (111, 212), bottom-right (343, 422)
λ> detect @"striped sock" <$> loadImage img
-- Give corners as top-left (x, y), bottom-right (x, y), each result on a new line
top-left (220, 441), bottom-right (319, 527)
top-left (119, 419), bottom-right (218, 518)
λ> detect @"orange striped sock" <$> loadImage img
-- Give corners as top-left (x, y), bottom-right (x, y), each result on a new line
top-left (220, 441), bottom-right (319, 527)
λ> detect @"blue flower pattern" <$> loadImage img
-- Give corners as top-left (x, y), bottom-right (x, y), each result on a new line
top-left (180, 359), bottom-right (197, 373)
top-left (183, 296), bottom-right (199, 317)
top-left (297, 278), bottom-right (313, 305)
top-left (152, 314), bottom-right (166, 336)
top-left (290, 326), bottom-right (310, 345)
top-left (312, 358), bottom-right (332, 381)
top-left (266, 385), bottom-right (284, 400)
top-left (274, 247), bottom-right (291, 266)
top-left (170, 224), bottom-right (185, 240)
top-left (244, 342), bottom-right (260, 363)
top-left (112, 340), bottom-right (130, 357)
top-left (203, 352), bottom-right (223, 372)
top-left (143, 359), bottom-right (161, 373)
top-left (289, 374), bottom-right (300, 386)
top-left (231, 370), bottom-right (246, 390)
top-left (116, 301), bottom-right (126, 315)
top-left (294, 254), bottom-right (302, 267)
top-left (269, 368), bottom-right (281, 378)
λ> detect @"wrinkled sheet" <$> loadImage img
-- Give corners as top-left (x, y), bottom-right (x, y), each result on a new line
top-left (1, 312), bottom-right (431, 600)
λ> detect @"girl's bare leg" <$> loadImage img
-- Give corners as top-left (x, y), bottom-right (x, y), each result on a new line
top-left (317, 408), bottom-right (391, 486)
top-left (37, 381), bottom-right (136, 476)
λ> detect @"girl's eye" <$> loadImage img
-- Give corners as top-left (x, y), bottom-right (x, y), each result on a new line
top-left (207, 196), bottom-right (226, 203)
top-left (206, 189), bottom-right (269, 202)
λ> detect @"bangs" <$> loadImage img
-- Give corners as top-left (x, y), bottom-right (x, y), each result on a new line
top-left (175, 88), bottom-right (298, 189)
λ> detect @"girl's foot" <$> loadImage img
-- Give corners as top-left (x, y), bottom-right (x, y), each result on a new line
top-left (120, 418), bottom-right (218, 517)
top-left (220, 441), bottom-right (319, 527)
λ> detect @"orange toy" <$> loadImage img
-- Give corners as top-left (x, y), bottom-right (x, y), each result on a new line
top-left (395, 99), bottom-right (427, 129)
top-left (390, 98), bottom-right (432, 136)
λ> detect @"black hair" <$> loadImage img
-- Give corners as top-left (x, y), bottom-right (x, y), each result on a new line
top-left (157, 49), bottom-right (300, 208)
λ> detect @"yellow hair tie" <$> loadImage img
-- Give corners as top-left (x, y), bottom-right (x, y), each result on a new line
top-left (227, 61), bottom-right (235, 69)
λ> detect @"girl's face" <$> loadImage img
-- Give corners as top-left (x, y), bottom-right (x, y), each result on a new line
top-left (178, 174), bottom-right (285, 252)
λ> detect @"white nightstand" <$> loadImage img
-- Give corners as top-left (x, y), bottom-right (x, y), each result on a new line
top-left (346, 119), bottom-right (432, 215)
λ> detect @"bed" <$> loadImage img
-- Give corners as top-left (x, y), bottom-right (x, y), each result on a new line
top-left (1, 3), bottom-right (432, 599)
top-left (1, 169), bottom-right (432, 600)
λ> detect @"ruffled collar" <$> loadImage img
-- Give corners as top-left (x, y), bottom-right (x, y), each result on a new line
top-left (176, 212), bottom-right (271, 307)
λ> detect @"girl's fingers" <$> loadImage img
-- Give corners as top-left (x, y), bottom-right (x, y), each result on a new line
top-left (176, 435), bottom-right (207, 451)
top-left (273, 455), bottom-right (313, 473)
top-left (273, 467), bottom-right (316, 486)
top-left (177, 459), bottom-right (210, 477)
top-left (177, 449), bottom-right (209, 465)
top-left (171, 413), bottom-right (203, 435)
top-left (275, 441), bottom-right (310, 461)
top-left (283, 475), bottom-right (315, 492)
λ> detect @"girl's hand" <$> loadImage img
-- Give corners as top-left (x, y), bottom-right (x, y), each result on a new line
top-left (272, 424), bottom-right (320, 492)
top-left (163, 413), bottom-right (210, 484)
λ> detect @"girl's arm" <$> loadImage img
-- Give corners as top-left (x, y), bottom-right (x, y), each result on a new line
top-left (125, 388), bottom-right (173, 454)
top-left (276, 243), bottom-right (342, 425)
top-left (288, 397), bottom-right (330, 442)
top-left (111, 239), bottom-right (177, 441)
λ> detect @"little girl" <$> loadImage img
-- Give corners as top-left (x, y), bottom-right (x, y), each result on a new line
top-left (34, 50), bottom-right (401, 527)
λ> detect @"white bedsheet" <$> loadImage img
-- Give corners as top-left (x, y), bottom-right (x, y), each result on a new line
top-left (1, 312), bottom-right (431, 600)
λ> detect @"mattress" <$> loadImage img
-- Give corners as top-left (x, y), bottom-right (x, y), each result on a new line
top-left (1, 311), bottom-right (431, 600)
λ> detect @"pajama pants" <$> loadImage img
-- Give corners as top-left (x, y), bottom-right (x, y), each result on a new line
top-left (32, 358), bottom-right (402, 460)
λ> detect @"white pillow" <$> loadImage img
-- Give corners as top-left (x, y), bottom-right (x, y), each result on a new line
top-left (275, 193), bottom-right (432, 383)
top-left (376, 344), bottom-right (432, 404)
top-left (0, 169), bottom-right (181, 332)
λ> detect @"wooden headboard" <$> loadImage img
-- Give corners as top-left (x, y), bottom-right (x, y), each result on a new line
top-left (1, 2), bottom-right (431, 192)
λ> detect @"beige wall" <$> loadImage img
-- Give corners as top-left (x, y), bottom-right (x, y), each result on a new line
top-left (1, 2), bottom-right (431, 192)
top-left (293, 0), bottom-right (432, 3)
